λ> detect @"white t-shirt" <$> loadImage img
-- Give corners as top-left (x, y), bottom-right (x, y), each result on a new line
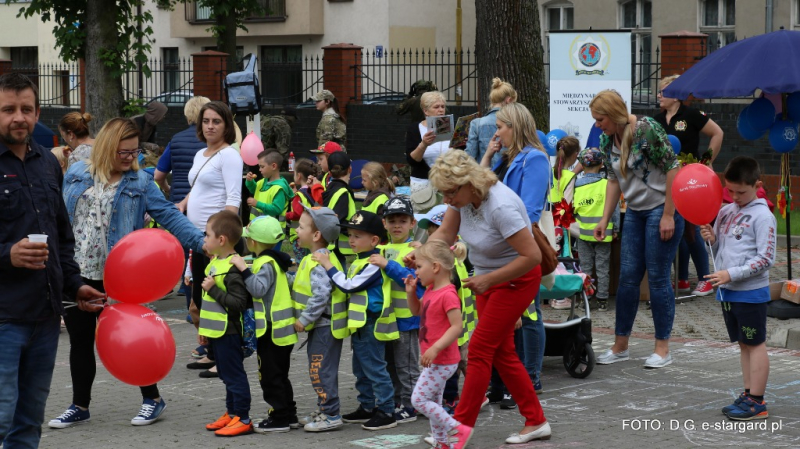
top-left (186, 146), bottom-right (243, 231)
top-left (410, 122), bottom-right (449, 186)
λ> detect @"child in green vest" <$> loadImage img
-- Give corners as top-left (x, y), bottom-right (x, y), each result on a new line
top-left (199, 210), bottom-right (253, 437)
top-left (313, 211), bottom-right (398, 431)
top-left (292, 206), bottom-right (350, 432)
top-left (309, 141), bottom-right (343, 190)
top-left (230, 215), bottom-right (297, 433)
top-left (286, 158), bottom-right (323, 263)
top-left (321, 151), bottom-right (356, 268)
top-left (368, 197), bottom-right (421, 423)
top-left (360, 162), bottom-right (395, 214)
top-left (245, 150), bottom-right (294, 222)
top-left (573, 148), bottom-right (619, 312)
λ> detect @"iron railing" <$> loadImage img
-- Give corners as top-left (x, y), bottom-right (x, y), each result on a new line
top-left (260, 54), bottom-right (323, 106)
top-left (11, 63), bottom-right (81, 107)
top-left (122, 58), bottom-right (194, 104)
top-left (185, 0), bottom-right (286, 24)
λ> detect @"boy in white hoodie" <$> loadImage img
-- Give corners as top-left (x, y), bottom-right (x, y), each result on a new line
top-left (700, 156), bottom-right (776, 422)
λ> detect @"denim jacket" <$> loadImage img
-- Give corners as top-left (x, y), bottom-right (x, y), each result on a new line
top-left (502, 146), bottom-right (551, 225)
top-left (465, 107), bottom-right (503, 167)
top-left (63, 161), bottom-right (204, 254)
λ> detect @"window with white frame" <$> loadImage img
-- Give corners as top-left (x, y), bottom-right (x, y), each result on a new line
top-left (700, 0), bottom-right (735, 52)
top-left (542, 1), bottom-right (574, 76)
top-left (793, 0), bottom-right (800, 29)
top-left (619, 0), bottom-right (652, 93)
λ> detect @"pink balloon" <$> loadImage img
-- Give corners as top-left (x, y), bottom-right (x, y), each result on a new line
top-left (241, 131), bottom-right (264, 166)
top-left (96, 303), bottom-right (176, 386)
top-left (671, 163), bottom-right (723, 226)
top-left (104, 228), bottom-right (184, 304)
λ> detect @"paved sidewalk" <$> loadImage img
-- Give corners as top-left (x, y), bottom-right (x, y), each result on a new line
top-left (39, 291), bottom-right (800, 449)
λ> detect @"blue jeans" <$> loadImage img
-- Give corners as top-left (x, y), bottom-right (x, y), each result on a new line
top-left (352, 315), bottom-right (395, 414)
top-left (210, 334), bottom-right (250, 420)
top-left (616, 205), bottom-right (684, 340)
top-left (521, 293), bottom-right (545, 385)
top-left (0, 316), bottom-right (60, 449)
top-left (678, 224), bottom-right (710, 281)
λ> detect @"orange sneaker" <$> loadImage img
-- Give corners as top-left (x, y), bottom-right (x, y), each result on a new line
top-left (215, 416), bottom-right (254, 437)
top-left (206, 412), bottom-right (232, 431)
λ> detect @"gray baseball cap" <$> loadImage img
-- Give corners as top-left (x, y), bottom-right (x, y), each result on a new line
top-left (301, 205), bottom-right (340, 244)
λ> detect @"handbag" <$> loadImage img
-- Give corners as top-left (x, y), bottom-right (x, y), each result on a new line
top-left (520, 147), bottom-right (558, 275)
top-left (410, 183), bottom-right (438, 212)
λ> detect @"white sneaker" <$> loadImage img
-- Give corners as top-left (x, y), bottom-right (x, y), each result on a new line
top-left (596, 349), bottom-right (630, 365)
top-left (303, 412), bottom-right (343, 432)
top-left (298, 409), bottom-right (320, 426)
top-left (550, 298), bottom-right (572, 310)
top-left (644, 353), bottom-right (673, 368)
top-left (505, 421), bottom-right (552, 443)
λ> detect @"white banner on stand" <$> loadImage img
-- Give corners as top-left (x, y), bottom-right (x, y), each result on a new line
top-left (549, 31), bottom-right (632, 149)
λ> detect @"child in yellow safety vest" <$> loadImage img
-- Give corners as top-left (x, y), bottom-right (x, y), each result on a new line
top-left (286, 158), bottom-right (323, 262)
top-left (321, 151), bottom-right (356, 268)
top-left (313, 210), bottom-right (399, 431)
top-left (245, 150), bottom-right (294, 223)
top-left (360, 162), bottom-right (395, 214)
top-left (292, 206), bottom-right (350, 432)
top-left (230, 215), bottom-right (298, 433)
top-left (198, 211), bottom-right (253, 437)
top-left (415, 205), bottom-right (474, 415)
top-left (367, 197), bottom-right (421, 422)
top-left (573, 148), bottom-right (619, 312)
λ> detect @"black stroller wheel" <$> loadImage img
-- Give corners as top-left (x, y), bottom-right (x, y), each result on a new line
top-left (563, 339), bottom-right (595, 379)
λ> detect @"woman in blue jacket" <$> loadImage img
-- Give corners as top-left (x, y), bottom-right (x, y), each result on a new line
top-left (49, 118), bottom-right (204, 430)
top-left (481, 102), bottom-right (551, 399)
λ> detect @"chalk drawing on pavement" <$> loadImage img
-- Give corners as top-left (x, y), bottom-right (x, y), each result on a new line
top-left (350, 434), bottom-right (422, 448)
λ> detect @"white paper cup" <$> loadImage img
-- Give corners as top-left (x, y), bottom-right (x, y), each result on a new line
top-left (28, 234), bottom-right (48, 244)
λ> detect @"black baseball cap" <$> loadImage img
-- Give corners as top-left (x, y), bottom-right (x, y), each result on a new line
top-left (382, 197), bottom-right (414, 218)
top-left (338, 211), bottom-right (386, 239)
top-left (327, 151), bottom-right (351, 172)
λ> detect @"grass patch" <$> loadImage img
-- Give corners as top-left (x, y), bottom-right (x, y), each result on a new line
top-left (775, 209), bottom-right (800, 235)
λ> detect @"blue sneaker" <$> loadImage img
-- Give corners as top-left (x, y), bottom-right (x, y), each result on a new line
top-left (48, 404), bottom-right (90, 428)
top-left (726, 397), bottom-right (768, 421)
top-left (394, 406), bottom-right (417, 423)
top-left (534, 380), bottom-right (543, 394)
top-left (131, 398), bottom-right (167, 425)
top-left (721, 392), bottom-right (748, 415)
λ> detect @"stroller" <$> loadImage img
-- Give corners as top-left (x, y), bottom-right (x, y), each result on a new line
top-left (541, 237), bottom-right (596, 378)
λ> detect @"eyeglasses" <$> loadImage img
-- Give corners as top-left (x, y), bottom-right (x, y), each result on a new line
top-left (117, 149), bottom-right (143, 158)
top-left (440, 185), bottom-right (462, 199)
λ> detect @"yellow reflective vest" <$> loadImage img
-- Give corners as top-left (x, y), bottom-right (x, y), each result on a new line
top-left (550, 169), bottom-right (575, 204)
top-left (251, 254), bottom-right (296, 345)
top-left (346, 257), bottom-right (399, 341)
top-left (379, 242), bottom-right (416, 319)
top-left (361, 193), bottom-right (390, 214)
top-left (251, 180), bottom-right (288, 222)
top-left (325, 185), bottom-right (356, 255)
top-left (454, 258), bottom-right (476, 346)
top-left (574, 178), bottom-right (613, 242)
top-left (288, 190), bottom-right (313, 243)
top-left (199, 255), bottom-right (236, 338)
top-left (292, 253), bottom-right (350, 339)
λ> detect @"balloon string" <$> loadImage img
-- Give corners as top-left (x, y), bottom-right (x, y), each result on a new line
top-left (706, 239), bottom-right (723, 302)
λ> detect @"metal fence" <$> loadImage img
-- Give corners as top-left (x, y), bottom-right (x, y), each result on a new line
top-left (122, 58), bottom-right (194, 104)
top-left (13, 63), bottom-right (81, 107)
top-left (261, 54), bottom-right (323, 106)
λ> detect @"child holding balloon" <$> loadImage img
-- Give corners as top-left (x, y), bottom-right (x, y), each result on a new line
top-left (231, 215), bottom-right (299, 433)
top-left (700, 156), bottom-right (776, 421)
top-left (199, 210), bottom-right (253, 437)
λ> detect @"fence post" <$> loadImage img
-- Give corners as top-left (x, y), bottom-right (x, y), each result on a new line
top-left (79, 59), bottom-right (86, 113)
top-left (0, 59), bottom-right (12, 78)
top-left (322, 43), bottom-right (363, 121)
top-left (192, 50), bottom-right (229, 101)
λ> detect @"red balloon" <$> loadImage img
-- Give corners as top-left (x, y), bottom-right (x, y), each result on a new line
top-left (96, 303), bottom-right (176, 386)
top-left (104, 228), bottom-right (184, 304)
top-left (671, 163), bottom-right (723, 225)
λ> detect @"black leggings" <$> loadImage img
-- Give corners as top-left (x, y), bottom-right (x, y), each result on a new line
top-left (63, 278), bottom-right (159, 408)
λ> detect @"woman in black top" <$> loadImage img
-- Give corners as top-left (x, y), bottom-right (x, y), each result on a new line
top-left (654, 74), bottom-right (724, 298)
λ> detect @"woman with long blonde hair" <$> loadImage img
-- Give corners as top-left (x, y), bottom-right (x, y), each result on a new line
top-left (589, 89), bottom-right (684, 369)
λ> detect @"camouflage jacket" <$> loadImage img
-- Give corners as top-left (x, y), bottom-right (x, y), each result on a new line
top-left (260, 115), bottom-right (292, 159)
top-left (316, 110), bottom-right (347, 148)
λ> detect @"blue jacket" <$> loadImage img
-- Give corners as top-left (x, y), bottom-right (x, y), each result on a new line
top-left (501, 146), bottom-right (551, 224)
top-left (162, 126), bottom-right (205, 203)
top-left (63, 161), bottom-right (204, 254)
top-left (465, 107), bottom-right (503, 167)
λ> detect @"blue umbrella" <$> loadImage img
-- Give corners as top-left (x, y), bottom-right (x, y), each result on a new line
top-left (663, 28), bottom-right (800, 278)
top-left (663, 29), bottom-right (800, 99)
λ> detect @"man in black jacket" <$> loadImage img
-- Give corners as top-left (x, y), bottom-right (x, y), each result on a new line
top-left (0, 73), bottom-right (104, 448)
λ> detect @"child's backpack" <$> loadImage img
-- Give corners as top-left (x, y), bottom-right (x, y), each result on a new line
top-left (241, 308), bottom-right (257, 358)
top-left (225, 54), bottom-right (261, 115)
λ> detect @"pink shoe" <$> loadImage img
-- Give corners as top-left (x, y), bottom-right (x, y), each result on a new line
top-left (451, 424), bottom-right (473, 449)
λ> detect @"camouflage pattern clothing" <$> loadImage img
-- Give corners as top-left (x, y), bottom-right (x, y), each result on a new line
top-left (261, 115), bottom-right (293, 160)
top-left (316, 109), bottom-right (347, 149)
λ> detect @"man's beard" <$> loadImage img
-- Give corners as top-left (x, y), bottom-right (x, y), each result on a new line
top-left (2, 129), bottom-right (31, 146)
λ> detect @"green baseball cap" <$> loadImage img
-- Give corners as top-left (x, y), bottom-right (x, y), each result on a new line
top-left (242, 216), bottom-right (285, 244)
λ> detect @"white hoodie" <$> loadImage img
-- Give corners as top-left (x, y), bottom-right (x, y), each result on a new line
top-left (711, 198), bottom-right (777, 293)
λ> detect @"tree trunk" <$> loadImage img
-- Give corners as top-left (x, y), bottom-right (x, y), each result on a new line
top-left (474, 0), bottom-right (548, 130)
top-left (216, 12), bottom-right (239, 73)
top-left (84, 0), bottom-right (124, 134)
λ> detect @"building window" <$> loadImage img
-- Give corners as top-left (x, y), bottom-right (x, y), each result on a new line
top-left (619, 0), bottom-right (652, 91)
top-left (162, 48), bottom-right (180, 93)
top-left (700, 0), bottom-right (735, 52)
top-left (10, 47), bottom-right (38, 69)
top-left (260, 45), bottom-right (302, 105)
top-left (542, 1), bottom-right (573, 71)
top-left (792, 0), bottom-right (800, 29)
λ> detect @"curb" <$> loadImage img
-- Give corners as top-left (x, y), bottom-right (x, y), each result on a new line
top-left (777, 234), bottom-right (800, 249)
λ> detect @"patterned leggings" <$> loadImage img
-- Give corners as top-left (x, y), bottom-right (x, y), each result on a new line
top-left (411, 363), bottom-right (460, 443)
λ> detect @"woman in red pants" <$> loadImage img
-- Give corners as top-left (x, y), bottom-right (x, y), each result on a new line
top-left (422, 150), bottom-right (551, 445)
